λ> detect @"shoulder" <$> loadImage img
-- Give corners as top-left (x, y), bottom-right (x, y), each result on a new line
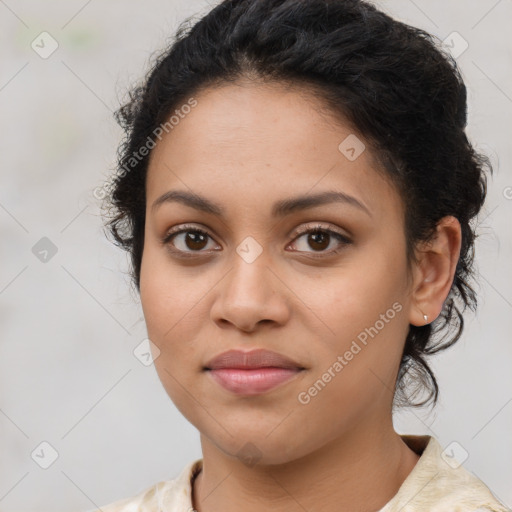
top-left (88, 458), bottom-right (202, 512)
top-left (92, 480), bottom-right (171, 512)
top-left (381, 435), bottom-right (510, 512)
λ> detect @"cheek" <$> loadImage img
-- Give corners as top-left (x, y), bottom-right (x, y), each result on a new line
top-left (139, 246), bottom-right (210, 381)
top-left (298, 260), bottom-right (402, 337)
top-left (152, 355), bottom-right (210, 436)
top-left (140, 247), bottom-right (200, 339)
top-left (142, 262), bottom-right (208, 422)
top-left (294, 246), bottom-right (408, 380)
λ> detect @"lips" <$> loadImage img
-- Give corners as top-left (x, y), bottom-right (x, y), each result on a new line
top-left (204, 349), bottom-right (305, 395)
top-left (205, 349), bottom-right (304, 371)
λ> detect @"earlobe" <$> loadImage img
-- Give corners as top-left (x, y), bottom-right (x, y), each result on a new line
top-left (408, 216), bottom-right (462, 327)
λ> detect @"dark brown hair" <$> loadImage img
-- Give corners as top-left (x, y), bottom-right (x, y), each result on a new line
top-left (101, 0), bottom-right (493, 410)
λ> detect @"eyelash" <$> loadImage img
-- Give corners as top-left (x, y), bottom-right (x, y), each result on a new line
top-left (161, 223), bottom-right (352, 259)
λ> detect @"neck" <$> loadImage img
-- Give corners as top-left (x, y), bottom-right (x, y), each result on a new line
top-left (192, 417), bottom-right (420, 512)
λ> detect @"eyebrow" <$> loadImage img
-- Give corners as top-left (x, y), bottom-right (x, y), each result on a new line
top-left (151, 189), bottom-right (372, 218)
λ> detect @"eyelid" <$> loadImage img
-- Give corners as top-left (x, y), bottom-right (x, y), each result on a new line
top-left (289, 222), bottom-right (351, 240)
top-left (286, 223), bottom-right (352, 258)
top-left (162, 223), bottom-right (217, 246)
top-left (162, 222), bottom-right (352, 256)
top-left (163, 222), bottom-right (350, 241)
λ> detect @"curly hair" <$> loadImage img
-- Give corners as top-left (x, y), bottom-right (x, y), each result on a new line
top-left (100, 0), bottom-right (493, 410)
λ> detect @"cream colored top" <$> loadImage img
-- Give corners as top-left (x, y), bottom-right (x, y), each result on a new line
top-left (92, 435), bottom-right (509, 512)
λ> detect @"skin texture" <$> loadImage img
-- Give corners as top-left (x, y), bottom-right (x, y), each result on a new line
top-left (140, 80), bottom-right (462, 512)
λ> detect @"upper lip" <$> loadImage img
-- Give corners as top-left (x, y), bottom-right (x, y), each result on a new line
top-left (204, 349), bottom-right (304, 370)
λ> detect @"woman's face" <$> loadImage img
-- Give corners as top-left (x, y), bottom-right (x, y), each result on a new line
top-left (140, 81), bottom-right (417, 464)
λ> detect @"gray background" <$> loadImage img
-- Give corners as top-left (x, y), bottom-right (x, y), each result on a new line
top-left (1, 1), bottom-right (511, 511)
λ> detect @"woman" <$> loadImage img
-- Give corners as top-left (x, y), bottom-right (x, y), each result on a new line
top-left (96, 0), bottom-right (508, 510)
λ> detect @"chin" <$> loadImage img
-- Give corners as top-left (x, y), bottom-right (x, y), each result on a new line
top-left (201, 421), bottom-right (315, 467)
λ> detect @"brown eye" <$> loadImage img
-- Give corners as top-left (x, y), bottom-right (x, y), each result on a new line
top-left (162, 226), bottom-right (219, 254)
top-left (289, 226), bottom-right (352, 256)
top-left (306, 231), bottom-right (330, 251)
top-left (181, 231), bottom-right (209, 250)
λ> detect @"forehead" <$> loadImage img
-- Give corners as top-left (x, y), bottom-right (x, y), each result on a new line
top-left (145, 81), bottom-right (403, 223)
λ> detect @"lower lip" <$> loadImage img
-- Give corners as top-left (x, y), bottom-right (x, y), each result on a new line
top-left (207, 367), bottom-right (302, 395)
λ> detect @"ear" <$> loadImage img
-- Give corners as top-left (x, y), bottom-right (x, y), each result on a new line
top-left (409, 216), bottom-right (462, 326)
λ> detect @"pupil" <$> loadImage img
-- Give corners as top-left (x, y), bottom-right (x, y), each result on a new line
top-left (309, 231), bottom-right (329, 251)
top-left (187, 231), bottom-right (207, 250)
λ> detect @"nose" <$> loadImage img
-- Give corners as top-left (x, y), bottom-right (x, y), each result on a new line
top-left (210, 251), bottom-right (291, 334)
